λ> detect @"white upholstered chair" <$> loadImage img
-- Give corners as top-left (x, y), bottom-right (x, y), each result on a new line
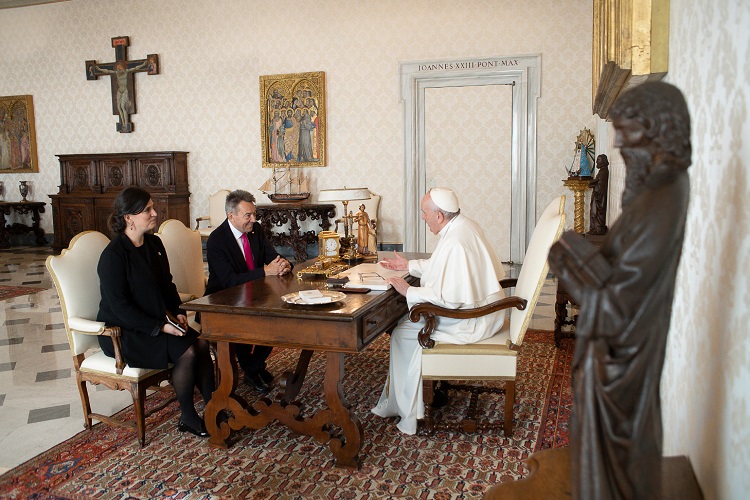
top-left (195, 189), bottom-right (230, 239)
top-left (411, 196), bottom-right (566, 436)
top-left (155, 219), bottom-right (207, 332)
top-left (46, 231), bottom-right (174, 447)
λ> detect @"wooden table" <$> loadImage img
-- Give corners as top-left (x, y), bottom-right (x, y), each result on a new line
top-left (256, 203), bottom-right (336, 262)
top-left (183, 254), bottom-right (425, 469)
top-left (0, 201), bottom-right (46, 248)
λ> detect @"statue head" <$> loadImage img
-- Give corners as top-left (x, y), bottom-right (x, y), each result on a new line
top-left (596, 154), bottom-right (609, 170)
top-left (611, 82), bottom-right (692, 207)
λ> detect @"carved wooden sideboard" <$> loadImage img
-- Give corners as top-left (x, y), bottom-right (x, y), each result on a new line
top-left (49, 151), bottom-right (190, 252)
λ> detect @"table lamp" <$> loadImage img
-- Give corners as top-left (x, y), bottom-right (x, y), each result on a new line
top-left (318, 187), bottom-right (370, 260)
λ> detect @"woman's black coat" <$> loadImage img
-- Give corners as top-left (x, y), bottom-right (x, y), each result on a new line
top-left (97, 232), bottom-right (185, 369)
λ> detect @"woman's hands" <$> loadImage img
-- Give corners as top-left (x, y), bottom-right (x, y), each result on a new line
top-left (163, 313), bottom-right (189, 336)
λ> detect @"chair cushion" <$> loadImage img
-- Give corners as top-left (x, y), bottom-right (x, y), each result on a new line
top-left (422, 323), bottom-right (518, 379)
top-left (80, 351), bottom-right (169, 381)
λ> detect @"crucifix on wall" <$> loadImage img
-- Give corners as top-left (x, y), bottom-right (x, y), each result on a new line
top-left (85, 36), bottom-right (159, 133)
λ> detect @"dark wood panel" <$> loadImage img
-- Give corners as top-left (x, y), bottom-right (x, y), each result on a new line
top-left (50, 151), bottom-right (190, 251)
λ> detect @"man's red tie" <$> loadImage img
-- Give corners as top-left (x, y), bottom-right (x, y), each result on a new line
top-left (241, 233), bottom-right (255, 270)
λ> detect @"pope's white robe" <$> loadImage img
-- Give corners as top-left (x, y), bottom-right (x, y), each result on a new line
top-left (371, 214), bottom-right (506, 434)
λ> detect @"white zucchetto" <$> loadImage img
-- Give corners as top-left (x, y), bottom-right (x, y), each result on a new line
top-left (429, 187), bottom-right (460, 213)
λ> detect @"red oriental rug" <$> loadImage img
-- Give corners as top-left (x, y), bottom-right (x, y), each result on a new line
top-left (0, 285), bottom-right (47, 301)
top-left (0, 330), bottom-right (574, 499)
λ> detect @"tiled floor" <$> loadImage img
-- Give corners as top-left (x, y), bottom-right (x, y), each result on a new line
top-left (0, 247), bottom-right (560, 475)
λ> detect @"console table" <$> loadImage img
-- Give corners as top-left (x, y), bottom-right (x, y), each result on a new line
top-left (0, 201), bottom-right (46, 248)
top-left (256, 203), bottom-right (336, 262)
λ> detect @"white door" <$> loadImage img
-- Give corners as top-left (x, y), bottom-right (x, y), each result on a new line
top-left (423, 85), bottom-right (513, 261)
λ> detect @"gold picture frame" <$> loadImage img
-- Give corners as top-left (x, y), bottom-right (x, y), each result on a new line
top-left (0, 95), bottom-right (39, 173)
top-left (260, 71), bottom-right (326, 168)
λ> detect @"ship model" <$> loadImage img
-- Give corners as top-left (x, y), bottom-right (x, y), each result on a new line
top-left (259, 166), bottom-right (310, 203)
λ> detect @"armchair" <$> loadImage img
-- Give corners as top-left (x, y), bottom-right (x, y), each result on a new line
top-left (412, 196), bottom-right (566, 436)
top-left (45, 231), bottom-right (174, 447)
top-left (156, 219), bottom-right (207, 332)
top-left (195, 189), bottom-right (230, 239)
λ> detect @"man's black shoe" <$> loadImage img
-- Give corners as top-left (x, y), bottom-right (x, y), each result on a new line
top-left (244, 372), bottom-right (272, 393)
top-left (258, 369), bottom-right (274, 385)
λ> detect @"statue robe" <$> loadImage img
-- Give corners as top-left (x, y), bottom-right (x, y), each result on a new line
top-left (371, 214), bottom-right (506, 434)
top-left (572, 167), bottom-right (689, 499)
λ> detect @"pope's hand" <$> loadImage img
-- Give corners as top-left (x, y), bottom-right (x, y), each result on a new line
top-left (379, 251), bottom-right (408, 271)
top-left (386, 277), bottom-right (410, 297)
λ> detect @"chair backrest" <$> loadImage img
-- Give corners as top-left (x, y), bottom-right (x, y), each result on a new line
top-left (209, 189), bottom-right (231, 228)
top-left (156, 219), bottom-right (206, 299)
top-left (509, 195), bottom-right (566, 345)
top-left (46, 231), bottom-right (110, 356)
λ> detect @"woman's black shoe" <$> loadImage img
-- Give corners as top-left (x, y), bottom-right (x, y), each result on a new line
top-left (178, 419), bottom-right (209, 437)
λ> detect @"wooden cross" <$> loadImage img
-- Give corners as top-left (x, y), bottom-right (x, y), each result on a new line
top-left (85, 36), bottom-right (159, 133)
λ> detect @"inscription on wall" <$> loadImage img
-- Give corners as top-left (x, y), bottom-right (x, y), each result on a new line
top-left (417, 59), bottom-right (520, 72)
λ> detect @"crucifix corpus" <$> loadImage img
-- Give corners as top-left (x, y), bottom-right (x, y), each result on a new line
top-left (85, 36), bottom-right (159, 133)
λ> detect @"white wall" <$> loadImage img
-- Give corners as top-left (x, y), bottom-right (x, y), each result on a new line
top-left (658, 1), bottom-right (750, 498)
top-left (0, 0), bottom-right (594, 244)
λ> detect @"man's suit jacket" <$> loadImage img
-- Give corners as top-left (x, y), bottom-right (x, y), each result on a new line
top-left (205, 218), bottom-right (291, 295)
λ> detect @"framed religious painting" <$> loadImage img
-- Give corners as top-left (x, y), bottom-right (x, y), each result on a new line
top-left (0, 95), bottom-right (39, 173)
top-left (260, 71), bottom-right (326, 169)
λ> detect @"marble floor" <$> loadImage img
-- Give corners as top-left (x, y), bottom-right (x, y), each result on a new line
top-left (0, 246), bottom-right (560, 475)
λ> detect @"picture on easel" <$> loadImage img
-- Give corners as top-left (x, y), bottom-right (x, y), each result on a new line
top-left (0, 95), bottom-right (38, 174)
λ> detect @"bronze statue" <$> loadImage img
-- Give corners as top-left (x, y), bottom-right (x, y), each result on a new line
top-left (588, 154), bottom-right (609, 235)
top-left (548, 82), bottom-right (692, 499)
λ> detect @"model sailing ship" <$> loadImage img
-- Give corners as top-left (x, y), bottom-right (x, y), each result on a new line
top-left (259, 166), bottom-right (310, 203)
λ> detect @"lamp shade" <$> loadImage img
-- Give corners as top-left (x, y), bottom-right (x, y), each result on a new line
top-left (318, 187), bottom-right (371, 203)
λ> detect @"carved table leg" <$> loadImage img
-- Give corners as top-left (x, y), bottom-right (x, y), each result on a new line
top-left (281, 349), bottom-right (313, 404)
top-left (0, 210), bottom-right (8, 248)
top-left (554, 287), bottom-right (568, 348)
top-left (205, 341), bottom-right (245, 449)
top-left (323, 352), bottom-right (363, 469)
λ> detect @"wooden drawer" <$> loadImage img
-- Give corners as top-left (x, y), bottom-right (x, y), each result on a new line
top-left (361, 294), bottom-right (408, 346)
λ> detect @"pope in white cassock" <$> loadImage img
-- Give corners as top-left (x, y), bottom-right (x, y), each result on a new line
top-left (371, 187), bottom-right (506, 434)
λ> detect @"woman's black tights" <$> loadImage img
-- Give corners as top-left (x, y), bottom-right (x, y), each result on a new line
top-left (172, 339), bottom-right (215, 430)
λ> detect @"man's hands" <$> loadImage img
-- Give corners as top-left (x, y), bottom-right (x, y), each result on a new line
top-left (379, 251), bottom-right (408, 271)
top-left (265, 255), bottom-right (292, 276)
top-left (386, 276), bottom-right (410, 297)
top-left (380, 251), bottom-right (410, 296)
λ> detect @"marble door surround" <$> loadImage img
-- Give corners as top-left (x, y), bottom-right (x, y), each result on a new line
top-left (400, 54), bottom-right (541, 263)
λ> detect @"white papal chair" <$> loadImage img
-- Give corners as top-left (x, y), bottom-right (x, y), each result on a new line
top-left (411, 196), bottom-right (566, 436)
top-left (46, 231), bottom-right (175, 447)
top-left (155, 219), bottom-right (207, 331)
top-left (195, 189), bottom-right (230, 239)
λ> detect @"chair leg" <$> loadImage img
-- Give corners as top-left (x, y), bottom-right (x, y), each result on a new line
top-left (131, 381), bottom-right (148, 447)
top-left (421, 379), bottom-right (435, 434)
top-left (504, 379), bottom-right (515, 437)
top-left (76, 373), bottom-right (93, 430)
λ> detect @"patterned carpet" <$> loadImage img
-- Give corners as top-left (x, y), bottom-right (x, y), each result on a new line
top-left (0, 285), bottom-right (47, 301)
top-left (0, 330), bottom-right (573, 499)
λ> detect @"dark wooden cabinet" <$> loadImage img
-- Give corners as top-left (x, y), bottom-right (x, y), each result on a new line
top-left (49, 151), bottom-right (190, 251)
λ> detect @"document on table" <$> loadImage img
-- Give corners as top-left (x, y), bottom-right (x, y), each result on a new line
top-left (339, 263), bottom-right (409, 290)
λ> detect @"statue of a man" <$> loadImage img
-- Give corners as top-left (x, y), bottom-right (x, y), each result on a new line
top-left (588, 154), bottom-right (609, 235)
top-left (548, 82), bottom-right (692, 499)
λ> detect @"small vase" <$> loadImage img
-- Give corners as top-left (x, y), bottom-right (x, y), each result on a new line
top-left (19, 181), bottom-right (28, 202)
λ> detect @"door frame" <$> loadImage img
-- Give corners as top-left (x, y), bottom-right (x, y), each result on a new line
top-left (399, 54), bottom-right (541, 262)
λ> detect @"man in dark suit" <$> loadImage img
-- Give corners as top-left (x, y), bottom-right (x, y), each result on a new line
top-left (205, 189), bottom-right (292, 392)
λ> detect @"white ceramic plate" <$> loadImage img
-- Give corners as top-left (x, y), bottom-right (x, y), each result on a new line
top-left (281, 290), bottom-right (346, 305)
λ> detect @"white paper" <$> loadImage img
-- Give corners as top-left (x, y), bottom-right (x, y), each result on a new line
top-left (298, 290), bottom-right (332, 303)
top-left (340, 263), bottom-right (409, 291)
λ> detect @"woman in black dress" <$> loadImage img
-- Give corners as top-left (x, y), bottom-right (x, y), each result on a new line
top-left (97, 187), bottom-right (214, 437)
